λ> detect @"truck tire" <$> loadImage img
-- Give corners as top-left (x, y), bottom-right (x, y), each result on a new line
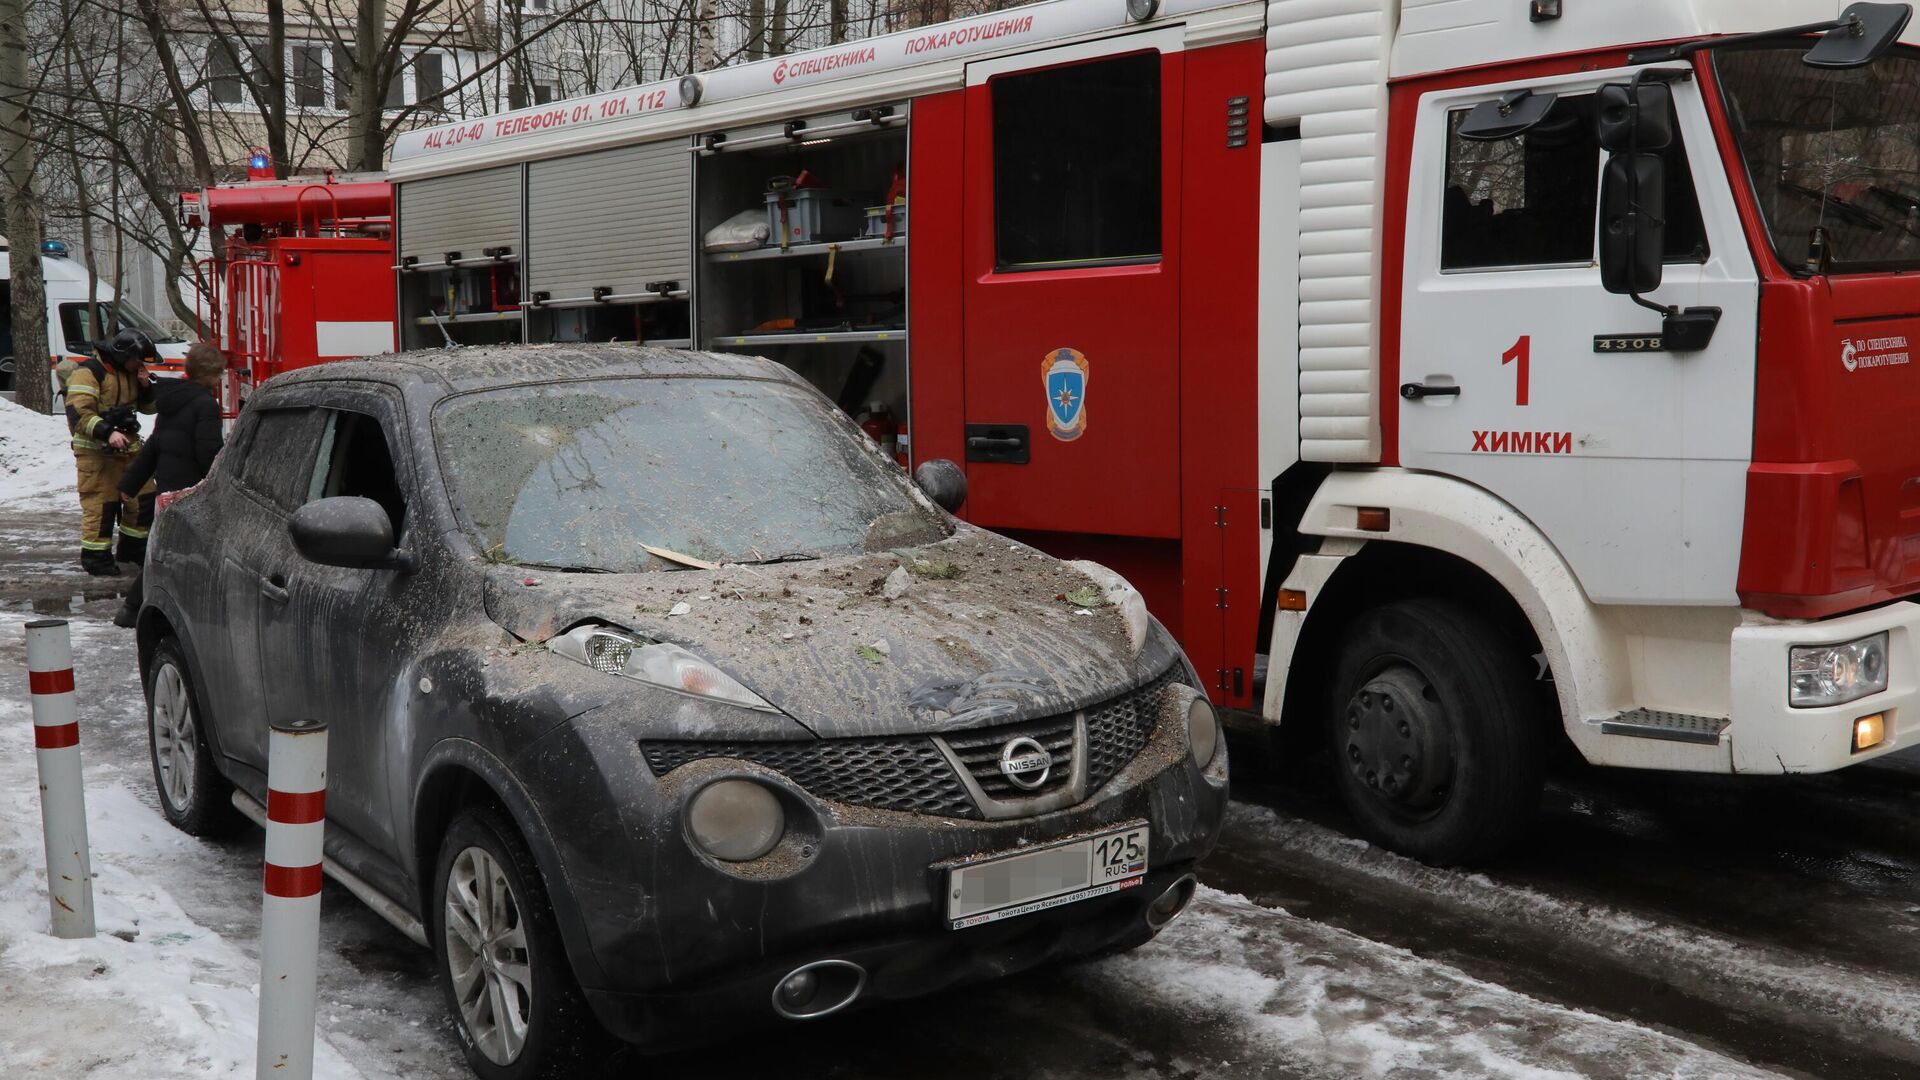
top-left (1330, 597), bottom-right (1544, 864)
top-left (146, 637), bottom-right (240, 836)
top-left (433, 806), bottom-right (604, 1080)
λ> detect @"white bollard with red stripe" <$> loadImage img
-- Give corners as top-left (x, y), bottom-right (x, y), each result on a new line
top-left (257, 717), bottom-right (328, 1080)
top-left (24, 618), bottom-right (95, 940)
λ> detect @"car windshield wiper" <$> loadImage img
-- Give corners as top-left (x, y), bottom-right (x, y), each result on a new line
top-left (508, 560), bottom-right (617, 574)
top-left (740, 552), bottom-right (820, 565)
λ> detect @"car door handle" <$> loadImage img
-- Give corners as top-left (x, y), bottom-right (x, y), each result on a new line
top-left (260, 573), bottom-right (289, 605)
top-left (1399, 382), bottom-right (1461, 400)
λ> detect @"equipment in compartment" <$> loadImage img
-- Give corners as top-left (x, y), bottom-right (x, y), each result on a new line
top-left (765, 172), bottom-right (871, 249)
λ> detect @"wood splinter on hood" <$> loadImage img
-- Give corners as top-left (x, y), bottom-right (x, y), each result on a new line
top-left (643, 543), bottom-right (719, 570)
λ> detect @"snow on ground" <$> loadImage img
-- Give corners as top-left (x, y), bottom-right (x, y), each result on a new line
top-left (0, 397), bottom-right (77, 507)
top-left (1086, 888), bottom-right (1781, 1080)
top-left (1227, 802), bottom-right (1920, 1056)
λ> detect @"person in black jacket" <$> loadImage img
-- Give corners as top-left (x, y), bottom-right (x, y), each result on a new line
top-left (113, 343), bottom-right (226, 627)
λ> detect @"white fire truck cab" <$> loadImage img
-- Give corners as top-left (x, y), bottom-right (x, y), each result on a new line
top-left (385, 0), bottom-right (1920, 862)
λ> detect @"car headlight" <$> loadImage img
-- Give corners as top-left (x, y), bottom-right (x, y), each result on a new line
top-left (687, 779), bottom-right (785, 861)
top-left (1789, 632), bottom-right (1889, 708)
top-left (1186, 693), bottom-right (1219, 768)
top-left (548, 625), bottom-right (778, 712)
top-left (1068, 560), bottom-right (1150, 653)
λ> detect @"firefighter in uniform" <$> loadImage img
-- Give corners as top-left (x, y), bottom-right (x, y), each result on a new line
top-left (66, 328), bottom-right (159, 575)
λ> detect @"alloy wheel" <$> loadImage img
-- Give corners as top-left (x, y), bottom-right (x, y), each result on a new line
top-left (444, 846), bottom-right (533, 1066)
top-left (151, 661), bottom-right (198, 813)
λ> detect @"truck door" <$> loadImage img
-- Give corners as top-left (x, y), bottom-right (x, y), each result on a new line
top-left (1395, 71), bottom-right (1760, 604)
top-left (959, 31), bottom-right (1184, 539)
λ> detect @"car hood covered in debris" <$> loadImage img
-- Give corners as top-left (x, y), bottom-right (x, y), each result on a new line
top-left (482, 525), bottom-right (1183, 739)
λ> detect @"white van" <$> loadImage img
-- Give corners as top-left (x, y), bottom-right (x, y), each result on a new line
top-left (0, 237), bottom-right (190, 396)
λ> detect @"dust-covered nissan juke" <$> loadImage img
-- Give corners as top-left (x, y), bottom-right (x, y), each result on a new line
top-left (135, 346), bottom-right (1228, 1078)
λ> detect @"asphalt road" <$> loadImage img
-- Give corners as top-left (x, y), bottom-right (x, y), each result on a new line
top-left (8, 501), bottom-right (1919, 1078)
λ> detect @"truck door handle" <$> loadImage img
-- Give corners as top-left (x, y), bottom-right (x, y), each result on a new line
top-left (964, 423), bottom-right (1030, 464)
top-left (260, 573), bottom-right (289, 604)
top-left (1399, 382), bottom-right (1461, 400)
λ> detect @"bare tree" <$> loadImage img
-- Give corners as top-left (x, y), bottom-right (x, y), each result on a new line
top-left (0, 0), bottom-right (48, 412)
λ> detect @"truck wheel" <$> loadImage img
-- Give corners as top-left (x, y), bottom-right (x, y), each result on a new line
top-left (434, 806), bottom-right (603, 1080)
top-left (1330, 598), bottom-right (1544, 864)
top-left (146, 637), bottom-right (239, 836)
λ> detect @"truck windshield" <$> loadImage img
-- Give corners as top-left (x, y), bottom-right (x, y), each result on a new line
top-left (1717, 43), bottom-right (1920, 273)
top-left (434, 376), bottom-right (949, 573)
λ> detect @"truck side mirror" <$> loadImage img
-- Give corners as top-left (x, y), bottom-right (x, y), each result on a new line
top-left (1600, 153), bottom-right (1666, 295)
top-left (1596, 82), bottom-right (1671, 152)
top-left (1596, 79), bottom-right (1669, 297)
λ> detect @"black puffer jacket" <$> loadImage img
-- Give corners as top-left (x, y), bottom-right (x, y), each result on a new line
top-left (118, 378), bottom-right (223, 497)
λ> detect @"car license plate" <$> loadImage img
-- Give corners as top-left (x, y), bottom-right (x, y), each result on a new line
top-left (944, 822), bottom-right (1149, 930)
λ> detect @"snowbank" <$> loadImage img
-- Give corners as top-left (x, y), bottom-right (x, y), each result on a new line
top-left (0, 397), bottom-right (73, 506)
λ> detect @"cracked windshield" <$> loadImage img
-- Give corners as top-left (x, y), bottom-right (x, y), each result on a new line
top-left (1718, 43), bottom-right (1920, 272)
top-left (434, 376), bottom-right (948, 572)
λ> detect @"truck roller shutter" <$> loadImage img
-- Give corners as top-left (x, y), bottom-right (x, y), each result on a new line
top-left (1266, 0), bottom-right (1390, 465)
top-left (526, 140), bottom-right (690, 303)
top-left (397, 166), bottom-right (522, 264)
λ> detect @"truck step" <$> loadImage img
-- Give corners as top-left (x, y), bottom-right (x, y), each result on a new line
top-left (1599, 709), bottom-right (1730, 746)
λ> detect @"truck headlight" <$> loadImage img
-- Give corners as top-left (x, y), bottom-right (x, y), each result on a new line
top-left (548, 624), bottom-right (778, 712)
top-left (1789, 632), bottom-right (1889, 708)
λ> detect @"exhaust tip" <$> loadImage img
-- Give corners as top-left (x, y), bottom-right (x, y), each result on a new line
top-left (771, 959), bottom-right (866, 1020)
top-left (1145, 873), bottom-right (1197, 930)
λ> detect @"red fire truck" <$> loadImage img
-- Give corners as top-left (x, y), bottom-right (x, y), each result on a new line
top-left (184, 175), bottom-right (397, 412)
top-left (375, 0), bottom-right (1920, 861)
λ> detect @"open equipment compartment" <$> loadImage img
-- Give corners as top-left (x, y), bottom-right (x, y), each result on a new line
top-left (695, 102), bottom-right (911, 463)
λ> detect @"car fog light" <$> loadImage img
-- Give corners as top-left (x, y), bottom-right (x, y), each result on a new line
top-left (1187, 695), bottom-right (1219, 768)
top-left (1789, 632), bottom-right (1889, 708)
top-left (775, 969), bottom-right (817, 1010)
top-left (1855, 712), bottom-right (1888, 752)
top-left (688, 779), bottom-right (784, 862)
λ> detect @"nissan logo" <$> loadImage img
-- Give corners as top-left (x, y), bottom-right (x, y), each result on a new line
top-left (998, 737), bottom-right (1052, 790)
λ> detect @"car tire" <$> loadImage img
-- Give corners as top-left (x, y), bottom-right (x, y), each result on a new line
top-left (146, 637), bottom-right (240, 837)
top-left (433, 806), bottom-right (604, 1080)
top-left (1329, 598), bottom-right (1544, 865)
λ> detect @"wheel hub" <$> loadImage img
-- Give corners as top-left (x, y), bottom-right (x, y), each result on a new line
top-left (1343, 665), bottom-right (1454, 814)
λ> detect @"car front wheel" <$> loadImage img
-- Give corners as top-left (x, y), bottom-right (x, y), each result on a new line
top-left (434, 807), bottom-right (601, 1080)
top-left (146, 637), bottom-right (238, 836)
top-left (1330, 597), bottom-right (1545, 865)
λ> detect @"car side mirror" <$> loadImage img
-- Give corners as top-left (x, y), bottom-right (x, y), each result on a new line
top-left (914, 458), bottom-right (967, 513)
top-left (1600, 152), bottom-right (1666, 295)
top-left (289, 496), bottom-right (415, 572)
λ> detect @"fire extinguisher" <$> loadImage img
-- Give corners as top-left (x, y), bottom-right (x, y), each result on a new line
top-left (860, 402), bottom-right (895, 457)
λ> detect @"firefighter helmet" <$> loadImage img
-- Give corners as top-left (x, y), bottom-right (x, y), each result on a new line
top-left (97, 328), bottom-right (157, 369)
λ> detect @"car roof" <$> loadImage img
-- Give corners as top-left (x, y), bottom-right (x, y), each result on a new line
top-left (266, 344), bottom-right (814, 397)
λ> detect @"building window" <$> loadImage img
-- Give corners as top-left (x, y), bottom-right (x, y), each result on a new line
top-left (507, 80), bottom-right (559, 110)
top-left (990, 51), bottom-right (1161, 271)
top-left (1440, 94), bottom-right (1708, 272)
top-left (291, 44), bottom-right (326, 109)
top-left (413, 51), bottom-right (445, 110)
top-left (209, 42), bottom-right (245, 105)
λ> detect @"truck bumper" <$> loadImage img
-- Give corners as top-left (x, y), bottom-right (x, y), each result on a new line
top-left (1729, 600), bottom-right (1920, 773)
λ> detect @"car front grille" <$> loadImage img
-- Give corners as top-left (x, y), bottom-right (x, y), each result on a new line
top-left (942, 714), bottom-right (1078, 801)
top-left (640, 667), bottom-right (1182, 819)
